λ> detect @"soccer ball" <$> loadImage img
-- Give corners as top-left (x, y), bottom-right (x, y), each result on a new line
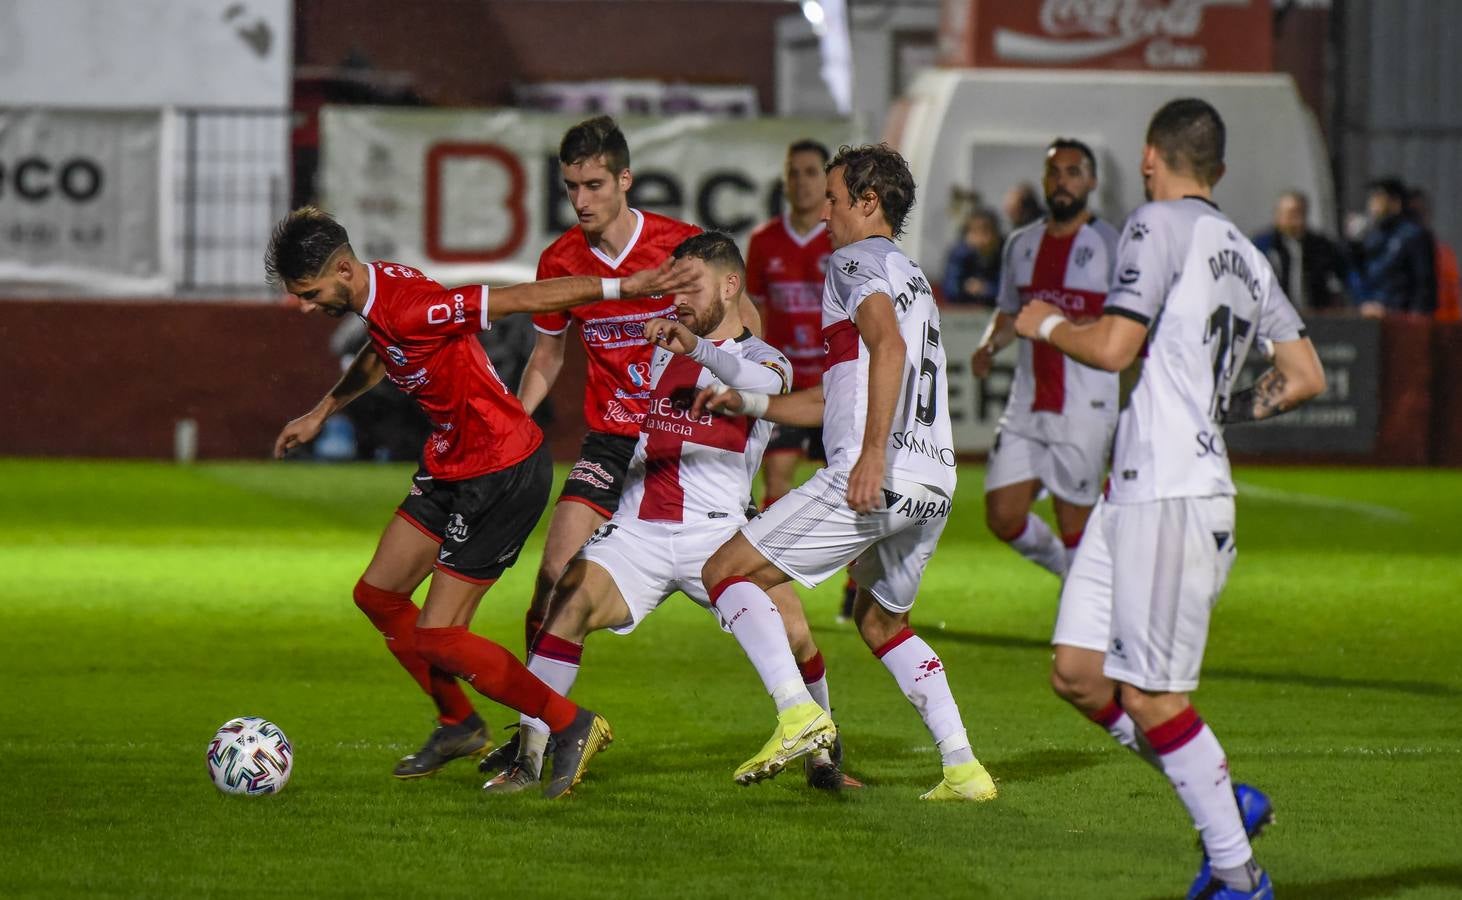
top-left (206, 717), bottom-right (293, 795)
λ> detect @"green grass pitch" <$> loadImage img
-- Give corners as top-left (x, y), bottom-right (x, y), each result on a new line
top-left (1, 459), bottom-right (1459, 898)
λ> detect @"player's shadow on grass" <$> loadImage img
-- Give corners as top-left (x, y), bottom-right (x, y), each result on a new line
top-left (921, 628), bottom-right (1050, 652)
top-left (1284, 865), bottom-right (1462, 899)
top-left (1205, 666), bottom-right (1458, 698)
top-left (1146, 864), bottom-right (1462, 900)
top-left (989, 747), bottom-right (1107, 783)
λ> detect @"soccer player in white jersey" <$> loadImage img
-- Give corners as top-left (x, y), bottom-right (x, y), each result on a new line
top-left (1014, 99), bottom-right (1326, 899)
top-left (697, 144), bottom-right (996, 800)
top-left (972, 138), bottom-right (1119, 578)
top-left (478, 232), bottom-right (855, 793)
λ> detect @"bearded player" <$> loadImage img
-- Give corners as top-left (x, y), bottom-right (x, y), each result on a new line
top-left (517, 116), bottom-right (760, 651)
top-left (971, 138), bottom-right (1118, 578)
top-left (481, 232), bottom-right (853, 793)
top-left (1016, 99), bottom-right (1325, 898)
top-left (697, 146), bottom-right (996, 799)
top-left (267, 207), bottom-right (688, 798)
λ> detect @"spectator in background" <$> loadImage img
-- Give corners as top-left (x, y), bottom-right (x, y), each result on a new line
top-left (942, 208), bottom-right (1004, 306)
top-left (1003, 182), bottom-right (1044, 231)
top-left (1355, 177), bottom-right (1435, 317)
top-left (1409, 188), bottom-right (1460, 324)
top-left (1252, 190), bottom-right (1351, 312)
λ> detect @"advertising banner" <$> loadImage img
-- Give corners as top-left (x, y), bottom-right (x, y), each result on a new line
top-left (940, 0), bottom-right (1273, 72)
top-left (321, 108), bottom-right (852, 283)
top-left (0, 109), bottom-right (168, 295)
top-left (1225, 316), bottom-right (1381, 456)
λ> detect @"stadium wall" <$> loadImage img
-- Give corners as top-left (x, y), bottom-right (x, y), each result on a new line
top-left (0, 302), bottom-right (1454, 466)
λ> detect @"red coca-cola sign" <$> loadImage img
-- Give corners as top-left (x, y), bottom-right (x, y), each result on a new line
top-left (940, 0), bottom-right (1273, 72)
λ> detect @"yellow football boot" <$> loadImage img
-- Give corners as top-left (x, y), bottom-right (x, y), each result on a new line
top-left (734, 702), bottom-right (836, 785)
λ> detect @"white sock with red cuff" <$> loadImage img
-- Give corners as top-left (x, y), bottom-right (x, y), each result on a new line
top-left (1088, 697), bottom-right (1161, 770)
top-left (518, 634), bottom-right (582, 737)
top-left (1008, 512), bottom-right (1067, 577)
top-left (710, 577), bottom-right (812, 713)
top-left (1146, 707), bottom-right (1253, 873)
top-left (875, 627), bottom-right (974, 766)
top-left (799, 652), bottom-right (831, 713)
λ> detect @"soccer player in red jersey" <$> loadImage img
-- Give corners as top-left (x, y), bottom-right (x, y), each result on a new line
top-left (516, 116), bottom-right (759, 649)
top-left (266, 207), bottom-right (688, 798)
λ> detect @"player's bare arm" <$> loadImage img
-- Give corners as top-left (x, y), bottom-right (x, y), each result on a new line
top-left (517, 330), bottom-right (568, 416)
top-left (970, 310), bottom-right (1017, 378)
top-left (693, 383), bottom-right (824, 427)
top-left (848, 293), bottom-right (906, 513)
top-left (489, 259), bottom-right (691, 320)
top-left (1015, 299), bottom-right (1149, 373)
top-left (273, 344), bottom-right (386, 458)
top-left (1222, 338), bottom-right (1326, 424)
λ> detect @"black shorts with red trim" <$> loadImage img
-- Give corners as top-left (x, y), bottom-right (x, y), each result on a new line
top-left (557, 430), bottom-right (637, 517)
top-left (397, 443), bottom-right (552, 583)
top-left (766, 424), bottom-right (826, 461)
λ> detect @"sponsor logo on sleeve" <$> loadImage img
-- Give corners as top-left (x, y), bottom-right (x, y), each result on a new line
top-left (1127, 222), bottom-right (1149, 242)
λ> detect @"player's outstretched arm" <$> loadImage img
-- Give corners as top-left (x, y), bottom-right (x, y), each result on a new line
top-left (643, 318), bottom-right (788, 394)
top-left (273, 344), bottom-right (386, 458)
top-left (487, 258), bottom-right (694, 320)
top-left (1014, 300), bottom-right (1148, 373)
top-left (971, 310), bottom-right (1017, 378)
top-left (1222, 337), bottom-right (1326, 424)
top-left (693, 383), bottom-right (824, 427)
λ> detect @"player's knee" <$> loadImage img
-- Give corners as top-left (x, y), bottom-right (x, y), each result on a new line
top-left (1050, 665), bottom-right (1086, 706)
top-left (701, 552), bottom-right (735, 596)
top-left (985, 500), bottom-right (1025, 542)
top-left (353, 578), bottom-right (408, 620)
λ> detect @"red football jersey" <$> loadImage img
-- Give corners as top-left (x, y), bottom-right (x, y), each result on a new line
top-left (744, 215), bottom-right (832, 390)
top-left (534, 210), bottom-right (700, 436)
top-left (361, 261), bottom-right (542, 480)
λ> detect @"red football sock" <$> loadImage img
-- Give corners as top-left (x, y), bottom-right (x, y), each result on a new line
top-left (353, 579), bottom-right (474, 725)
top-left (414, 625), bottom-right (577, 732)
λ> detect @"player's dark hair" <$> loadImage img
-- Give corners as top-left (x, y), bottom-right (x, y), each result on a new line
top-left (1145, 98), bottom-right (1226, 186)
top-left (264, 206), bottom-right (351, 289)
top-left (1366, 176), bottom-right (1407, 203)
top-left (672, 231), bottom-right (745, 275)
top-left (1047, 137), bottom-right (1098, 178)
top-left (559, 115), bottom-right (631, 174)
top-left (787, 139), bottom-right (831, 165)
top-left (827, 143), bottom-right (917, 238)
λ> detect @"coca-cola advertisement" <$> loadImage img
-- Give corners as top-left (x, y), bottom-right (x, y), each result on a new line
top-left (941, 0), bottom-right (1273, 72)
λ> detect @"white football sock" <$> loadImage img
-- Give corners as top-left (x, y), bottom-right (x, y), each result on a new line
top-left (877, 629), bottom-right (974, 766)
top-left (518, 639), bottom-right (582, 738)
top-left (713, 578), bottom-right (812, 713)
top-left (1148, 710), bottom-right (1252, 871)
top-left (804, 674), bottom-right (831, 713)
top-left (1008, 512), bottom-right (1068, 576)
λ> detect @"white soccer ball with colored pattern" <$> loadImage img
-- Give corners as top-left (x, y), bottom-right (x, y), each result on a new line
top-left (206, 717), bottom-right (293, 795)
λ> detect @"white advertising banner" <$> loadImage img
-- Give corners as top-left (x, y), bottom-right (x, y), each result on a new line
top-left (0, 0), bottom-right (291, 109)
top-left (321, 108), bottom-right (853, 284)
top-left (0, 109), bottom-right (169, 295)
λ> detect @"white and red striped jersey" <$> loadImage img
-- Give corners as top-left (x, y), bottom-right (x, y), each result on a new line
top-left (821, 237), bottom-right (957, 495)
top-left (995, 217), bottom-right (1121, 440)
top-left (617, 332), bottom-right (790, 523)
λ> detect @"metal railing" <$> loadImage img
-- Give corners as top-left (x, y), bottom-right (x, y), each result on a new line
top-left (173, 108), bottom-right (292, 297)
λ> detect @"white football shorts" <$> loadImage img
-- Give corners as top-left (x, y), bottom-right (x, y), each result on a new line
top-left (576, 514), bottom-right (743, 635)
top-left (740, 466), bottom-right (951, 614)
top-left (1053, 495), bottom-right (1237, 693)
top-left (984, 420), bottom-right (1113, 506)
